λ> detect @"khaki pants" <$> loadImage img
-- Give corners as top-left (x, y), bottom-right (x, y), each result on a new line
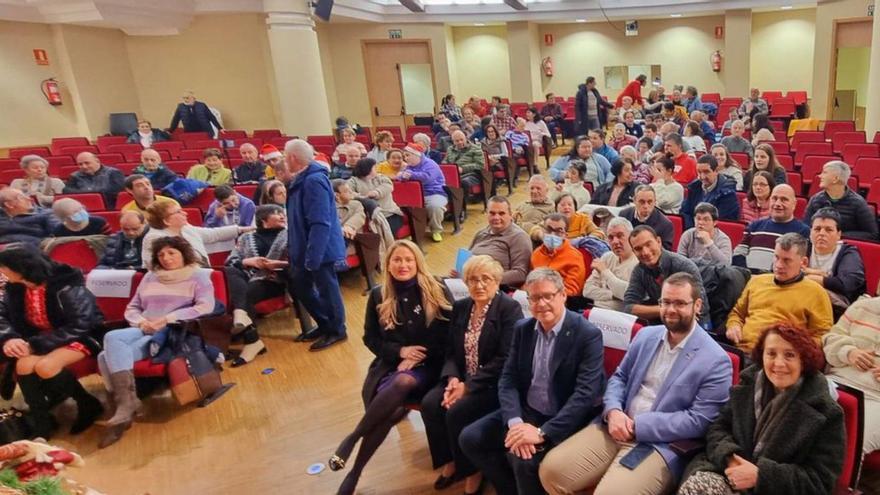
top-left (539, 423), bottom-right (674, 495)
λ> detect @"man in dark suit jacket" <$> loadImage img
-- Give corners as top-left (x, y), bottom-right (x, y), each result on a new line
top-left (460, 268), bottom-right (605, 495)
top-left (168, 90), bottom-right (222, 137)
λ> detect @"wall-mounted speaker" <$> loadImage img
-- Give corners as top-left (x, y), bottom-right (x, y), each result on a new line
top-left (314, 0), bottom-right (334, 22)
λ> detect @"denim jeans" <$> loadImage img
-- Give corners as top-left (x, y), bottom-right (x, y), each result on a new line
top-left (97, 327), bottom-right (151, 386)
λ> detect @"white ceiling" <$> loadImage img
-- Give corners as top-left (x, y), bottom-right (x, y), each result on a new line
top-left (0, 0), bottom-right (819, 34)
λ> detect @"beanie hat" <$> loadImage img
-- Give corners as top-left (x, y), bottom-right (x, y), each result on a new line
top-left (403, 143), bottom-right (425, 155)
top-left (260, 144), bottom-right (282, 161)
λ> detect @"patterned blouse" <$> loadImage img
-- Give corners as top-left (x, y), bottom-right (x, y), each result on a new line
top-left (464, 299), bottom-right (493, 377)
top-left (24, 285), bottom-right (52, 331)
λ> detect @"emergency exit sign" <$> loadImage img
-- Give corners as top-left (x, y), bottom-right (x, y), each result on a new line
top-left (389, 29), bottom-right (402, 39)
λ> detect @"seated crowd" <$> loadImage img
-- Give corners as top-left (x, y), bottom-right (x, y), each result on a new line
top-left (1, 82), bottom-right (879, 495)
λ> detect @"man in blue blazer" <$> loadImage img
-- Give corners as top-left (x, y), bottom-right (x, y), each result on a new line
top-left (540, 272), bottom-right (731, 495)
top-left (460, 268), bottom-right (605, 495)
top-left (168, 90), bottom-right (222, 137)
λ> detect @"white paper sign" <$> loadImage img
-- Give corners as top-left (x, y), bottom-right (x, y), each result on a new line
top-left (86, 269), bottom-right (135, 298)
top-left (444, 278), bottom-right (470, 302)
top-left (511, 290), bottom-right (532, 318)
top-left (588, 307), bottom-right (637, 351)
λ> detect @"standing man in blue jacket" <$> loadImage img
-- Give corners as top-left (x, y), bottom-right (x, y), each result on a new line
top-left (168, 90), bottom-right (222, 138)
top-left (540, 272), bottom-right (731, 495)
top-left (680, 154), bottom-right (740, 230)
top-left (281, 139), bottom-right (347, 351)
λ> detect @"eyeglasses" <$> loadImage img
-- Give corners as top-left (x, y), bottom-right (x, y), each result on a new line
top-left (527, 290), bottom-right (561, 304)
top-left (465, 275), bottom-right (496, 287)
top-left (658, 299), bottom-right (694, 309)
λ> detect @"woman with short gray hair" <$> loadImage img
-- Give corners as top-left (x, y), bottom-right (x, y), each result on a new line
top-left (9, 155), bottom-right (65, 207)
top-left (803, 160), bottom-right (879, 240)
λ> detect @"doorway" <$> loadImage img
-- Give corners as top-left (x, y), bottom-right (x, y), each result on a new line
top-left (362, 40), bottom-right (437, 133)
top-left (829, 19), bottom-right (872, 127)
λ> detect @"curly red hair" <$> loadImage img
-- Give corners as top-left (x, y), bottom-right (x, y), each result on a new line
top-left (750, 323), bottom-right (826, 375)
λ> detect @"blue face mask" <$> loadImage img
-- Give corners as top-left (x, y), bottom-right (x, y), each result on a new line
top-left (543, 234), bottom-right (563, 250)
top-left (70, 210), bottom-right (89, 223)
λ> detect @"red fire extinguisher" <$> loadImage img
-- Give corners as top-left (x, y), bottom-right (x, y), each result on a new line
top-left (710, 50), bottom-right (722, 73)
top-left (542, 57), bottom-right (554, 77)
top-left (41, 78), bottom-right (62, 106)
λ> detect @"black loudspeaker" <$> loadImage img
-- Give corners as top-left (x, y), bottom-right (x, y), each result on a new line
top-left (314, 0), bottom-right (334, 22)
top-left (109, 112), bottom-right (138, 136)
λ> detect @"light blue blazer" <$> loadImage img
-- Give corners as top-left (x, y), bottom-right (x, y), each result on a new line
top-left (601, 324), bottom-right (732, 480)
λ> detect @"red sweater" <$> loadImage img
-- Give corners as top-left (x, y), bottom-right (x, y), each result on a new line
top-left (616, 80), bottom-right (644, 107)
top-left (673, 153), bottom-right (697, 185)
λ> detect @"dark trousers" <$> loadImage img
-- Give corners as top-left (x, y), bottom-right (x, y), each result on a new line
top-left (420, 384), bottom-right (499, 477)
top-left (386, 213), bottom-right (404, 235)
top-left (224, 266), bottom-right (287, 318)
top-left (460, 409), bottom-right (551, 495)
top-left (289, 262), bottom-right (346, 338)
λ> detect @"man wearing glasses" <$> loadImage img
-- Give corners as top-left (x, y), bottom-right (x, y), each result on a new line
top-left (540, 272), bottom-right (731, 495)
top-left (460, 268), bottom-right (605, 495)
top-left (530, 214), bottom-right (587, 297)
top-left (624, 225), bottom-right (710, 326)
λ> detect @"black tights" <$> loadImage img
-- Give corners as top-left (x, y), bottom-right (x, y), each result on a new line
top-left (335, 374), bottom-right (420, 495)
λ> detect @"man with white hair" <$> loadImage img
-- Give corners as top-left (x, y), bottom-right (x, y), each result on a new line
top-left (803, 160), bottom-right (878, 240)
top-left (583, 217), bottom-right (639, 311)
top-left (63, 152), bottom-right (126, 207)
top-left (283, 139), bottom-right (347, 351)
top-left (233, 143), bottom-right (267, 184)
top-left (514, 175), bottom-right (555, 239)
top-left (0, 188), bottom-right (58, 244)
top-left (412, 132), bottom-right (443, 164)
top-left (168, 90), bottom-right (222, 137)
top-left (51, 198), bottom-right (111, 237)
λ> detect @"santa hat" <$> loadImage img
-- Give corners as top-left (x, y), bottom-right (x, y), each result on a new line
top-left (260, 144), bottom-right (283, 161)
top-left (403, 142), bottom-right (425, 155)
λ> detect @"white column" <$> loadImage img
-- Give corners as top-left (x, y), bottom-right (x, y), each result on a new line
top-left (865, 11), bottom-right (880, 136)
top-left (264, 1), bottom-right (332, 137)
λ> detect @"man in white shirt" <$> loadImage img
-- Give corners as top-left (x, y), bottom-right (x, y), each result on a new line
top-left (583, 217), bottom-right (638, 311)
top-left (540, 272), bottom-right (732, 495)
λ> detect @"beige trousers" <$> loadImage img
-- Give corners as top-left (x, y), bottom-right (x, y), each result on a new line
top-left (539, 423), bottom-right (674, 495)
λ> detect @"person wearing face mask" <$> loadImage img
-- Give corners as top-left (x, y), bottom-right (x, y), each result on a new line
top-left (51, 198), bottom-right (111, 237)
top-left (232, 143), bottom-right (267, 184)
top-left (531, 215), bottom-right (587, 297)
top-left (96, 211), bottom-right (150, 270)
top-left (726, 233), bottom-right (833, 352)
top-left (583, 217), bottom-right (637, 311)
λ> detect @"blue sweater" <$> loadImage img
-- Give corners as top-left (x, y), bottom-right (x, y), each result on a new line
top-left (204, 193), bottom-right (256, 227)
top-left (595, 144), bottom-right (619, 165)
top-left (549, 154), bottom-right (611, 183)
top-left (680, 175), bottom-right (740, 229)
top-left (287, 162), bottom-right (346, 270)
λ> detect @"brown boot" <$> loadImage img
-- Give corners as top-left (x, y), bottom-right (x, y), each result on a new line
top-left (99, 371), bottom-right (140, 448)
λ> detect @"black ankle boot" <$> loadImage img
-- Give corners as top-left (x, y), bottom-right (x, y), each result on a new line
top-left (17, 374), bottom-right (57, 440)
top-left (42, 370), bottom-right (103, 434)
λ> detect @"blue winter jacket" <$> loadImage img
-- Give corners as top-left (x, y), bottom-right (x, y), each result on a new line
top-left (287, 162), bottom-right (346, 271)
top-left (680, 174), bottom-right (741, 229)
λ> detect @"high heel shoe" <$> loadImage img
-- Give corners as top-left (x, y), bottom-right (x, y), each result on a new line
top-left (328, 454), bottom-right (346, 471)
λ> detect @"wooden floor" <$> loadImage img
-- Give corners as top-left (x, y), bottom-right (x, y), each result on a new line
top-left (16, 167), bottom-right (543, 494)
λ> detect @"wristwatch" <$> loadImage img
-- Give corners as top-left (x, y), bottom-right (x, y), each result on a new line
top-left (536, 427), bottom-right (545, 440)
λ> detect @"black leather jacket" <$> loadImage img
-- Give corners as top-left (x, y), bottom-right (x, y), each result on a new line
top-left (0, 264), bottom-right (103, 357)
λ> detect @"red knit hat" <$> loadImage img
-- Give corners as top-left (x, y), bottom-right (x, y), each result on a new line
top-left (261, 144), bottom-right (282, 161)
top-left (404, 142), bottom-right (425, 155)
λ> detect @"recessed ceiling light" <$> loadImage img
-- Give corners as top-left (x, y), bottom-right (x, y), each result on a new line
top-left (474, 23), bottom-right (486, 26)
top-left (670, 13), bottom-right (682, 18)
top-left (780, 5), bottom-right (793, 9)
top-left (576, 18), bottom-right (586, 22)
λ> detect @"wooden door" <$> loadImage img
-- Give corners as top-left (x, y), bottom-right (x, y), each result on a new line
top-left (362, 41), bottom-right (435, 132)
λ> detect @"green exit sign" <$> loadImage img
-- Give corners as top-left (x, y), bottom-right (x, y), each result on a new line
top-left (389, 29), bottom-right (402, 39)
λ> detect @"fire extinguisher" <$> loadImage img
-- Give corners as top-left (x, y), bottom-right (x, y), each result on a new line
top-left (710, 50), bottom-right (722, 73)
top-left (41, 78), bottom-right (62, 106)
top-left (541, 57), bottom-right (554, 77)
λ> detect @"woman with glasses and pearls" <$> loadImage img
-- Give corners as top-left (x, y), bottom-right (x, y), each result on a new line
top-left (329, 240), bottom-right (452, 495)
top-left (420, 256), bottom-right (523, 495)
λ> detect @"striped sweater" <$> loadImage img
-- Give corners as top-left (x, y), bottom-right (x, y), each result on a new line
top-left (124, 268), bottom-right (215, 326)
top-left (733, 217), bottom-right (810, 272)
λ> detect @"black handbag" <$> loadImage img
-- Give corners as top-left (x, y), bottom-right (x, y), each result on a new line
top-left (0, 408), bottom-right (35, 444)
